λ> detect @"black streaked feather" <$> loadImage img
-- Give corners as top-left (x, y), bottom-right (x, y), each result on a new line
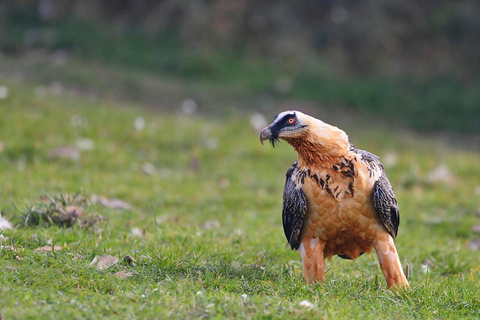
top-left (269, 137), bottom-right (280, 148)
top-left (282, 162), bottom-right (307, 250)
top-left (373, 173), bottom-right (399, 238)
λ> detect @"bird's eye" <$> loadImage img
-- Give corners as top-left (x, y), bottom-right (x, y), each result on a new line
top-left (288, 118), bottom-right (295, 124)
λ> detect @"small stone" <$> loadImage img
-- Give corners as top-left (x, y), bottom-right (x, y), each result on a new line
top-left (250, 113), bottom-right (268, 133)
top-left (134, 117), bottom-right (145, 131)
top-left (142, 162), bottom-right (156, 175)
top-left (0, 214), bottom-right (13, 230)
top-left (299, 300), bottom-right (314, 308)
top-left (181, 99), bottom-right (197, 114)
top-left (0, 86), bottom-right (9, 100)
top-left (75, 138), bottom-right (94, 151)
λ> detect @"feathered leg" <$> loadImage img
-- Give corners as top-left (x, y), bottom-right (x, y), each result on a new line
top-left (299, 238), bottom-right (326, 284)
top-left (373, 235), bottom-right (409, 288)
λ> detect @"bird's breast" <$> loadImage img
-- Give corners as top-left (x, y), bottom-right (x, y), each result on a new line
top-left (299, 164), bottom-right (382, 259)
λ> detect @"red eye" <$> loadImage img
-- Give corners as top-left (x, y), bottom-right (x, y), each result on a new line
top-left (288, 118), bottom-right (295, 124)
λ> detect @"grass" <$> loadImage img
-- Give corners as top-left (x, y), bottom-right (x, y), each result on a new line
top-left (0, 77), bottom-right (479, 319)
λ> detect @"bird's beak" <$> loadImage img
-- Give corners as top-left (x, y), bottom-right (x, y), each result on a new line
top-left (260, 127), bottom-right (272, 145)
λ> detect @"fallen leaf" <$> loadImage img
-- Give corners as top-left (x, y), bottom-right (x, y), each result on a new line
top-left (131, 227), bottom-right (145, 238)
top-left (189, 157), bottom-right (200, 171)
top-left (113, 271), bottom-right (133, 279)
top-left (48, 146), bottom-right (80, 161)
top-left (89, 255), bottom-right (119, 270)
top-left (91, 195), bottom-right (132, 210)
top-left (203, 220), bottom-right (220, 229)
top-left (35, 245), bottom-right (64, 252)
top-left (471, 225), bottom-right (480, 233)
top-left (467, 239), bottom-right (480, 250)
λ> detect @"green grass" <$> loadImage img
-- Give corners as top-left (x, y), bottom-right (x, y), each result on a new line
top-left (0, 80), bottom-right (480, 319)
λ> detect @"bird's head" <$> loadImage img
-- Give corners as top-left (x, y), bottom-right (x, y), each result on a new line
top-left (259, 111), bottom-right (309, 147)
top-left (260, 110), bottom-right (351, 166)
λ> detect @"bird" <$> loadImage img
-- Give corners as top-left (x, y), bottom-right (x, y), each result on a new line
top-left (260, 110), bottom-right (409, 288)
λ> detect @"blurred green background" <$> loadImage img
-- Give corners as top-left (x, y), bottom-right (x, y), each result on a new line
top-left (1, 0), bottom-right (479, 135)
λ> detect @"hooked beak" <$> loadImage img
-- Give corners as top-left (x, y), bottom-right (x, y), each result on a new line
top-left (259, 127), bottom-right (272, 145)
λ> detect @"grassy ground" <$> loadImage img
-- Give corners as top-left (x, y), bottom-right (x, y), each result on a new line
top-left (0, 79), bottom-right (479, 319)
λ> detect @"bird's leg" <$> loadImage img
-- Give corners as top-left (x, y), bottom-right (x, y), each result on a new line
top-left (299, 238), bottom-right (326, 284)
top-left (372, 235), bottom-right (409, 288)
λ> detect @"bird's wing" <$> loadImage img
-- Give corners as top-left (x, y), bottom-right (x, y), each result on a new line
top-left (282, 162), bottom-right (308, 250)
top-left (358, 150), bottom-right (399, 239)
top-left (372, 172), bottom-right (399, 238)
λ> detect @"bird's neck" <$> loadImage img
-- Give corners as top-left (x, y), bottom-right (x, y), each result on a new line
top-left (285, 123), bottom-right (351, 169)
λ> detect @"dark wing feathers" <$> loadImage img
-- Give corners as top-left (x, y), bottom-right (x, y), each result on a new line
top-left (357, 149), bottom-right (400, 239)
top-left (282, 162), bottom-right (307, 250)
top-left (373, 173), bottom-right (399, 238)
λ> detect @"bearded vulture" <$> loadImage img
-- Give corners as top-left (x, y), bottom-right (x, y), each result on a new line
top-left (260, 111), bottom-right (409, 288)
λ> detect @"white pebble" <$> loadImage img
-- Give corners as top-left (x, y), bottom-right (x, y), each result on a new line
top-left (134, 117), bottom-right (146, 131)
top-left (299, 300), bottom-right (314, 308)
top-left (0, 86), bottom-right (9, 100)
